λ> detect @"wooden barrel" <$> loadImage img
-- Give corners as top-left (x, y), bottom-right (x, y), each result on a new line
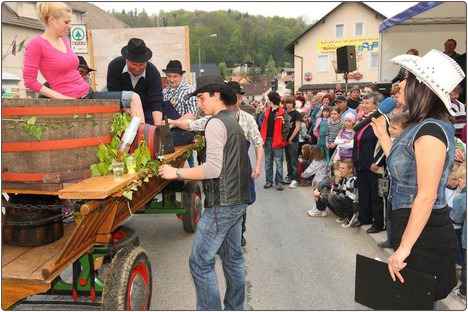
top-left (131, 124), bottom-right (175, 158)
top-left (2, 98), bottom-right (120, 184)
top-left (2, 202), bottom-right (64, 247)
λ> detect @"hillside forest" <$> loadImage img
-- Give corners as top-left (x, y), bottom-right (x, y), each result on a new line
top-left (109, 8), bottom-right (313, 80)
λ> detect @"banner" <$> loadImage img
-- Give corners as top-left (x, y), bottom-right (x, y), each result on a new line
top-left (317, 36), bottom-right (379, 54)
top-left (71, 25), bottom-right (88, 53)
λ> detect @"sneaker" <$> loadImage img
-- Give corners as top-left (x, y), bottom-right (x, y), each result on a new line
top-left (307, 208), bottom-right (327, 217)
top-left (283, 177), bottom-right (291, 184)
top-left (289, 180), bottom-right (298, 188)
top-left (455, 288), bottom-right (467, 305)
top-left (276, 184), bottom-right (284, 191)
top-left (299, 180), bottom-right (312, 187)
top-left (341, 218), bottom-right (352, 228)
top-left (264, 182), bottom-right (273, 189)
top-left (336, 218), bottom-right (346, 224)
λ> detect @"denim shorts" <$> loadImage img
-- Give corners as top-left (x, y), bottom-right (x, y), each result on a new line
top-left (84, 88), bottom-right (133, 109)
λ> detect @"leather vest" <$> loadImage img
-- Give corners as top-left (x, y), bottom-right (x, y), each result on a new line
top-left (203, 110), bottom-right (251, 207)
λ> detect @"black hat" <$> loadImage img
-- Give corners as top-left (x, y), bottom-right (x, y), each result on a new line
top-left (184, 75), bottom-right (237, 105)
top-left (121, 38), bottom-right (152, 63)
top-left (335, 95), bottom-right (347, 102)
top-left (162, 60), bottom-right (185, 74)
top-left (78, 56), bottom-right (95, 72)
top-left (227, 81), bottom-right (245, 95)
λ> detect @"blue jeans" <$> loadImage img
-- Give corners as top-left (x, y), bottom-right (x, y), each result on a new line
top-left (189, 204), bottom-right (247, 310)
top-left (285, 142), bottom-right (299, 181)
top-left (264, 138), bottom-right (284, 185)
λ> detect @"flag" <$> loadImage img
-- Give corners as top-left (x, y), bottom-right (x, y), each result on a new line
top-left (11, 39), bottom-right (16, 56)
top-left (17, 39), bottom-right (26, 53)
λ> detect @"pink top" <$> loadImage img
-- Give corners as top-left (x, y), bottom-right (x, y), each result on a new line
top-left (23, 36), bottom-right (89, 98)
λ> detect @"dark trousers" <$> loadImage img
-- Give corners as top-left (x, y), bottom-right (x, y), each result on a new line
top-left (323, 194), bottom-right (354, 220)
top-left (356, 169), bottom-right (384, 229)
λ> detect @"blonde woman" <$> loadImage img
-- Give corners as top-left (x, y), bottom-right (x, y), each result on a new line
top-left (23, 2), bottom-right (145, 122)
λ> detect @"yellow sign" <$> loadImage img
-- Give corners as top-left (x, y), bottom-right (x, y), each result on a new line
top-left (318, 36), bottom-right (379, 53)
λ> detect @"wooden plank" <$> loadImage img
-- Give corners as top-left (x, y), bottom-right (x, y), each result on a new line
top-left (58, 173), bottom-right (138, 199)
top-left (1, 244), bottom-right (32, 266)
top-left (2, 224), bottom-right (75, 281)
top-left (2, 281), bottom-right (50, 310)
top-left (2, 181), bottom-right (64, 194)
top-left (58, 142), bottom-right (197, 200)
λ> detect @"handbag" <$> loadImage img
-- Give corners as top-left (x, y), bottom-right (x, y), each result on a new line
top-left (132, 118), bottom-right (175, 158)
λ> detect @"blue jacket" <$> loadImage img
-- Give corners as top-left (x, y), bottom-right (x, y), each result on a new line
top-left (387, 119), bottom-right (455, 210)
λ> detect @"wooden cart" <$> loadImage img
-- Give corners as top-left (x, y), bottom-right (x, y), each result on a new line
top-left (2, 142), bottom-right (203, 310)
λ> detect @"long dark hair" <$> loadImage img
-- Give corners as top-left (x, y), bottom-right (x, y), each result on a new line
top-left (405, 72), bottom-right (454, 124)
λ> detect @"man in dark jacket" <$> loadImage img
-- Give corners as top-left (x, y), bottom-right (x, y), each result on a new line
top-left (107, 38), bottom-right (163, 125)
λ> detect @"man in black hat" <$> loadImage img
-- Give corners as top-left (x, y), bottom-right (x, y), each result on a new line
top-left (77, 56), bottom-right (95, 81)
top-left (159, 75), bottom-right (251, 310)
top-left (162, 60), bottom-right (198, 120)
top-left (162, 60), bottom-right (198, 159)
top-left (107, 38), bottom-right (164, 125)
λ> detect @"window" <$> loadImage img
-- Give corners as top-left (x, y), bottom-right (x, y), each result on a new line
top-left (335, 24), bottom-right (344, 38)
top-left (355, 22), bottom-right (364, 36)
top-left (370, 52), bottom-right (379, 69)
top-left (318, 55), bottom-right (329, 72)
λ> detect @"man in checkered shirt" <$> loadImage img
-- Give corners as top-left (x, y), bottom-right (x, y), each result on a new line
top-left (162, 60), bottom-right (198, 120)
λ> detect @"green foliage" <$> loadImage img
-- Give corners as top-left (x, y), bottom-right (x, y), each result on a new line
top-left (91, 113), bottom-right (159, 177)
top-left (108, 8), bottom-right (310, 76)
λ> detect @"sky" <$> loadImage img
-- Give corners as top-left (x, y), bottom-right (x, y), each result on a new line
top-left (91, 1), bottom-right (419, 23)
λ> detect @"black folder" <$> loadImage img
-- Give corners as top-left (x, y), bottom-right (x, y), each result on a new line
top-left (355, 254), bottom-right (436, 310)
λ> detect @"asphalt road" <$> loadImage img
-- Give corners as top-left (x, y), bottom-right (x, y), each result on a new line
top-left (15, 151), bottom-right (386, 310)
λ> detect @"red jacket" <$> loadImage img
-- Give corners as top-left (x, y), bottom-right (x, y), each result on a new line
top-left (260, 106), bottom-right (287, 148)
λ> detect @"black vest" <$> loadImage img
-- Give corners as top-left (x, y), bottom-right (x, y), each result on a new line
top-left (203, 110), bottom-right (251, 207)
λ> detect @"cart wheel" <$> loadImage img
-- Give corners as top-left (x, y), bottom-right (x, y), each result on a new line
top-left (101, 246), bottom-right (152, 310)
top-left (107, 226), bottom-right (139, 257)
top-left (182, 181), bottom-right (203, 233)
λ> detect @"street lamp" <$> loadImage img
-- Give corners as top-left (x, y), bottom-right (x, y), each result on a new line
top-left (198, 33), bottom-right (217, 77)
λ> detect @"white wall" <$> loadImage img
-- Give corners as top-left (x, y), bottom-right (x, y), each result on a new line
top-left (380, 23), bottom-right (466, 82)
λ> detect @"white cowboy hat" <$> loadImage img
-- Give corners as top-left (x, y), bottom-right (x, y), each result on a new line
top-left (391, 49), bottom-right (465, 116)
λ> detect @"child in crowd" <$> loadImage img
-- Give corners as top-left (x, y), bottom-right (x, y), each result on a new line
top-left (334, 112), bottom-right (356, 161)
top-left (298, 112), bottom-right (311, 156)
top-left (313, 107), bottom-right (331, 162)
top-left (308, 161), bottom-right (341, 217)
top-left (298, 143), bottom-right (311, 186)
top-left (325, 107), bottom-right (342, 164)
top-left (377, 112), bottom-right (409, 249)
top-left (309, 160), bottom-right (358, 227)
top-left (450, 163), bottom-right (467, 303)
top-left (298, 144), bottom-right (328, 188)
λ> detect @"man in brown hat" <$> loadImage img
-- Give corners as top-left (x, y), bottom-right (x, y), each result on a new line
top-left (107, 38), bottom-right (164, 125)
top-left (159, 75), bottom-right (251, 310)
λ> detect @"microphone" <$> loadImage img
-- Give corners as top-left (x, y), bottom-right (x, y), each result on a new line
top-left (353, 97), bottom-right (396, 132)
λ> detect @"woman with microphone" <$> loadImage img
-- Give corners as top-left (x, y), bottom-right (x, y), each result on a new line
top-left (371, 49), bottom-right (464, 304)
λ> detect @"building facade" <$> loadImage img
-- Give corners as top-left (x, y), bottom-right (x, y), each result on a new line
top-left (285, 2), bottom-right (386, 93)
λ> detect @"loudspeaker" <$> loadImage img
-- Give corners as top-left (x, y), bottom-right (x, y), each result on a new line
top-left (336, 45), bottom-right (357, 73)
